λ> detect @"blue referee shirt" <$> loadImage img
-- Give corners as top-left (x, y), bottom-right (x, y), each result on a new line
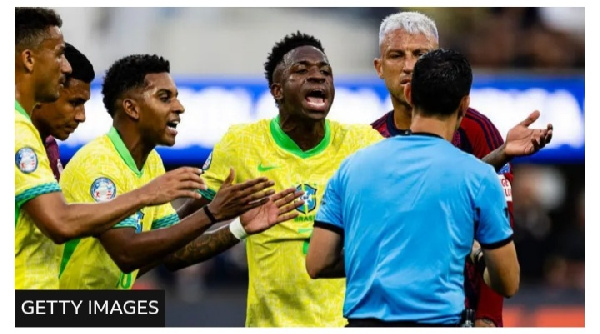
top-left (315, 133), bottom-right (513, 325)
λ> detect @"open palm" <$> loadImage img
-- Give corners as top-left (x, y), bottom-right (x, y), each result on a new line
top-left (505, 110), bottom-right (553, 157)
top-left (240, 188), bottom-right (305, 235)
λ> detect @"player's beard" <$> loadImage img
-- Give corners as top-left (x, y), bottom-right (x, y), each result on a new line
top-left (390, 89), bottom-right (412, 111)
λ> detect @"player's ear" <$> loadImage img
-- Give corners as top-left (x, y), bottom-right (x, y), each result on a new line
top-left (458, 95), bottom-right (470, 119)
top-left (270, 83), bottom-right (283, 103)
top-left (404, 82), bottom-right (413, 105)
top-left (455, 95), bottom-right (469, 129)
top-left (122, 98), bottom-right (140, 120)
top-left (374, 58), bottom-right (384, 79)
top-left (21, 49), bottom-right (35, 73)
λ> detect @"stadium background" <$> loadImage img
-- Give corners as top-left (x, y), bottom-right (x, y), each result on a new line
top-left (52, 7), bottom-right (585, 327)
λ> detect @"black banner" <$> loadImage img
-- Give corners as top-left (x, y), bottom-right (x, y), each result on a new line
top-left (15, 289), bottom-right (165, 327)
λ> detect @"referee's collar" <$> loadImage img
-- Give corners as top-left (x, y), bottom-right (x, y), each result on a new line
top-left (410, 132), bottom-right (444, 140)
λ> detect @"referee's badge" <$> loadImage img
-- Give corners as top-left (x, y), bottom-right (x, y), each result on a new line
top-left (15, 147), bottom-right (38, 174)
top-left (90, 177), bottom-right (117, 202)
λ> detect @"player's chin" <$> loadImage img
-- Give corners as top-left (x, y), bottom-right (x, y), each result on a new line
top-left (54, 132), bottom-right (69, 141)
top-left (160, 135), bottom-right (177, 147)
top-left (302, 108), bottom-right (330, 120)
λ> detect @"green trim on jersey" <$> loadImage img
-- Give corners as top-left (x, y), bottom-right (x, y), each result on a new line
top-left (197, 188), bottom-right (216, 200)
top-left (114, 216), bottom-right (139, 229)
top-left (107, 127), bottom-right (143, 177)
top-left (151, 213), bottom-right (180, 230)
top-left (15, 100), bottom-right (30, 120)
top-left (269, 115), bottom-right (331, 159)
top-left (59, 238), bottom-right (81, 277)
top-left (15, 182), bottom-right (61, 226)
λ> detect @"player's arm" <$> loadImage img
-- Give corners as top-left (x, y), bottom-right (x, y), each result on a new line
top-left (176, 128), bottom-right (241, 219)
top-left (23, 167), bottom-right (205, 244)
top-left (99, 169), bottom-right (276, 273)
top-left (135, 187), bottom-right (305, 275)
top-left (176, 197), bottom-right (211, 219)
top-left (306, 223), bottom-right (345, 279)
top-left (306, 165), bottom-right (346, 279)
top-left (475, 169), bottom-right (520, 298)
top-left (482, 110), bottom-right (553, 171)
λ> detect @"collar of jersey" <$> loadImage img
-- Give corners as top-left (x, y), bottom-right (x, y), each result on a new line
top-left (269, 115), bottom-right (331, 159)
top-left (107, 127), bottom-right (143, 177)
top-left (15, 100), bottom-right (30, 121)
top-left (386, 110), bottom-right (410, 136)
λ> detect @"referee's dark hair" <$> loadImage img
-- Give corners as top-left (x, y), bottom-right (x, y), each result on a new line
top-left (410, 49), bottom-right (473, 117)
top-left (16, 7), bottom-right (62, 51)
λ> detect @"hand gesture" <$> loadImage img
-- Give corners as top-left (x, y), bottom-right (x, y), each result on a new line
top-left (240, 187), bottom-right (305, 235)
top-left (139, 167), bottom-right (206, 205)
top-left (504, 110), bottom-right (553, 157)
top-left (208, 168), bottom-right (275, 221)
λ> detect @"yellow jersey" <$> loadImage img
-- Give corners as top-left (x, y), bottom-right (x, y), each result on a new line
top-left (201, 116), bottom-right (383, 326)
top-left (15, 101), bottom-right (62, 289)
top-left (59, 127), bottom-right (179, 289)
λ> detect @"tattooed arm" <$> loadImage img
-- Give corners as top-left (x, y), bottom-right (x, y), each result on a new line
top-left (164, 224), bottom-right (240, 271)
top-left (136, 187), bottom-right (305, 278)
top-left (137, 224), bottom-right (239, 277)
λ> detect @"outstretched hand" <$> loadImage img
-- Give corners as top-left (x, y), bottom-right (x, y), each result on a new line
top-left (504, 110), bottom-right (553, 157)
top-left (240, 188), bottom-right (305, 235)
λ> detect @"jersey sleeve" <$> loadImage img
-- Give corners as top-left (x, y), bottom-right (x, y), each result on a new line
top-left (59, 150), bottom-right (136, 229)
top-left (199, 126), bottom-right (240, 200)
top-left (474, 166), bottom-right (513, 248)
top-left (151, 204), bottom-right (179, 229)
top-left (15, 120), bottom-right (61, 210)
top-left (463, 109), bottom-right (515, 228)
top-left (315, 159), bottom-right (347, 232)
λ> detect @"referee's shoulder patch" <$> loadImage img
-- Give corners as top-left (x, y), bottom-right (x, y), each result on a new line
top-left (15, 147), bottom-right (38, 174)
top-left (90, 177), bottom-right (117, 202)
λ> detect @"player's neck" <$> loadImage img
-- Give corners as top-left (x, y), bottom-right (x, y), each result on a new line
top-left (15, 81), bottom-right (35, 115)
top-left (410, 112), bottom-right (457, 142)
top-left (114, 124), bottom-right (153, 170)
top-left (391, 96), bottom-right (413, 130)
top-left (279, 114), bottom-right (326, 151)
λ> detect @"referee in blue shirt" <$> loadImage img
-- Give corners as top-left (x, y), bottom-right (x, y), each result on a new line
top-left (305, 49), bottom-right (520, 327)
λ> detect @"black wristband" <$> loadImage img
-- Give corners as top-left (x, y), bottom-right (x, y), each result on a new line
top-left (203, 205), bottom-right (218, 224)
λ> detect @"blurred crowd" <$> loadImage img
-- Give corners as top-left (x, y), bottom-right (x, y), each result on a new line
top-left (512, 165), bottom-right (585, 290)
top-left (351, 7), bottom-right (585, 70)
top-left (403, 7), bottom-right (584, 70)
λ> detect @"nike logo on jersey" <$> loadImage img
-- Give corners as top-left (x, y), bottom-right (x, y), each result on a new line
top-left (257, 163), bottom-right (278, 172)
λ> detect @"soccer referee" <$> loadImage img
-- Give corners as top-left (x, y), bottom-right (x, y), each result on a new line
top-left (306, 49), bottom-right (520, 327)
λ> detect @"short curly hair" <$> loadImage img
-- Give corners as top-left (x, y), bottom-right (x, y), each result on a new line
top-left (16, 7), bottom-right (62, 51)
top-left (101, 54), bottom-right (170, 118)
top-left (264, 31), bottom-right (324, 87)
top-left (64, 43), bottom-right (95, 86)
